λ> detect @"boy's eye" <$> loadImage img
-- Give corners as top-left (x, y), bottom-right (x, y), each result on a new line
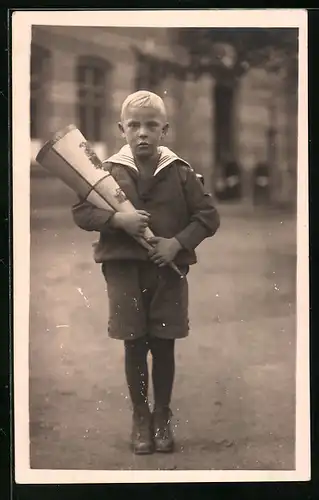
top-left (126, 120), bottom-right (160, 129)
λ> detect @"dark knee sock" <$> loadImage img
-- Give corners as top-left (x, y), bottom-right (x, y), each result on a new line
top-left (150, 337), bottom-right (175, 410)
top-left (124, 338), bottom-right (149, 409)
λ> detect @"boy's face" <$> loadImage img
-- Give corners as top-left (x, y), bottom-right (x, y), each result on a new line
top-left (119, 106), bottom-right (169, 159)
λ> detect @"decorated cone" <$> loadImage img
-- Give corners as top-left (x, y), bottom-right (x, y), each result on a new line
top-left (36, 124), bottom-right (183, 277)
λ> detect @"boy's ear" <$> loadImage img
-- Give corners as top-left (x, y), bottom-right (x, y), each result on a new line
top-left (118, 122), bottom-right (125, 136)
top-left (162, 123), bottom-right (169, 137)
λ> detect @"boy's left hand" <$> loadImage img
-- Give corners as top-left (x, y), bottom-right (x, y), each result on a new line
top-left (148, 237), bottom-right (182, 267)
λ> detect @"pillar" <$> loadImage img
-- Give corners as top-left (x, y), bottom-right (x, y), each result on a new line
top-left (178, 73), bottom-right (215, 192)
top-left (236, 68), bottom-right (273, 205)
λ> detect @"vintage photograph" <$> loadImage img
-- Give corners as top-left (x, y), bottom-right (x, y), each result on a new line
top-left (13, 10), bottom-right (309, 483)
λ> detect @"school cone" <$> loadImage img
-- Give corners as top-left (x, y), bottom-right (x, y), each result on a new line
top-left (35, 124), bottom-right (184, 278)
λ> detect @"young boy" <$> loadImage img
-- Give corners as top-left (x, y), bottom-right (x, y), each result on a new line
top-left (72, 90), bottom-right (220, 455)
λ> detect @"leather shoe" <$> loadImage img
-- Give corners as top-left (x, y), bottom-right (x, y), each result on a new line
top-left (152, 407), bottom-right (174, 453)
top-left (131, 406), bottom-right (154, 455)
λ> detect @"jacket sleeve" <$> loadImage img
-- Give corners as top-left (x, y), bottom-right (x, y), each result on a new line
top-left (71, 197), bottom-right (116, 233)
top-left (175, 167), bottom-right (220, 251)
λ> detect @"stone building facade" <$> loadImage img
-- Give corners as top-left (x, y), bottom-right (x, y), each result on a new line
top-left (30, 25), bottom-right (297, 207)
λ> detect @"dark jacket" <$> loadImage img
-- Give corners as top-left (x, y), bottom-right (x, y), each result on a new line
top-left (72, 153), bottom-right (220, 266)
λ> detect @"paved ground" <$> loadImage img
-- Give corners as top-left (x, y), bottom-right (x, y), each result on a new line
top-left (29, 203), bottom-right (296, 471)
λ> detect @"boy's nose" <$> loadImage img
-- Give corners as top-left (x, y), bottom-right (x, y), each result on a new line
top-left (139, 127), bottom-right (148, 137)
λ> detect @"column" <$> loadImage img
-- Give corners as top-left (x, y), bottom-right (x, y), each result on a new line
top-left (272, 81), bottom-right (288, 205)
top-left (158, 73), bottom-right (178, 148)
top-left (284, 76), bottom-right (298, 209)
top-left (236, 68), bottom-right (271, 205)
top-left (178, 73), bottom-right (214, 191)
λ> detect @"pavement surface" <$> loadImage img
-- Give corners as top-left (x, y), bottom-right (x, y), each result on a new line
top-left (29, 203), bottom-right (297, 471)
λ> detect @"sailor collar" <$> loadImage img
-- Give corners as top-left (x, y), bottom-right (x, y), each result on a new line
top-left (104, 145), bottom-right (190, 177)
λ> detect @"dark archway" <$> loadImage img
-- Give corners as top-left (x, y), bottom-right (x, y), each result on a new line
top-left (214, 82), bottom-right (235, 166)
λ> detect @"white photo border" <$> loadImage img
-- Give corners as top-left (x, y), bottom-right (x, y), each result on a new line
top-left (12, 8), bottom-right (309, 484)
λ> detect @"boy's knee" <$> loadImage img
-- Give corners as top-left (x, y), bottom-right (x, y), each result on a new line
top-left (124, 337), bottom-right (149, 355)
top-left (150, 337), bottom-right (175, 360)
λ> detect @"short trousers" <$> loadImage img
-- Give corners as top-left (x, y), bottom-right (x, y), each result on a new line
top-left (101, 260), bottom-right (189, 341)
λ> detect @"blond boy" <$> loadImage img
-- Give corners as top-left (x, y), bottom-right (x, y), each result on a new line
top-left (72, 90), bottom-right (220, 454)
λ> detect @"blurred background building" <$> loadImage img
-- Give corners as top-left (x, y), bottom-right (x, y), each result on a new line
top-left (30, 26), bottom-right (298, 209)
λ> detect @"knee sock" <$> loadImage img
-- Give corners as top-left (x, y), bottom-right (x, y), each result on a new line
top-left (124, 337), bottom-right (149, 410)
top-left (150, 337), bottom-right (175, 411)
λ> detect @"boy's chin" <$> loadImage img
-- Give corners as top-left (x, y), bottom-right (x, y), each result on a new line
top-left (133, 147), bottom-right (155, 158)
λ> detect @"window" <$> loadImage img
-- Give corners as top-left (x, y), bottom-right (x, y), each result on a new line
top-left (30, 45), bottom-right (51, 139)
top-left (76, 57), bottom-right (109, 142)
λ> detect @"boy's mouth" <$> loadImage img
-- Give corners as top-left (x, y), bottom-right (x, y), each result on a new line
top-left (137, 143), bottom-right (150, 150)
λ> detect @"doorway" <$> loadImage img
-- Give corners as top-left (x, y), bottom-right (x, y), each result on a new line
top-left (214, 82), bottom-right (235, 165)
top-left (214, 82), bottom-right (241, 200)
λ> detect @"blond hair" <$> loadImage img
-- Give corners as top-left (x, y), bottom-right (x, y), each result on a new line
top-left (121, 90), bottom-right (167, 121)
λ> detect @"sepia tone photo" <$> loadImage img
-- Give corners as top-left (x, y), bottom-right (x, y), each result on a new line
top-left (12, 10), bottom-right (309, 483)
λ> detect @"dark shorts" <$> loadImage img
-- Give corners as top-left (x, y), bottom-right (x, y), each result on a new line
top-left (101, 260), bottom-right (189, 341)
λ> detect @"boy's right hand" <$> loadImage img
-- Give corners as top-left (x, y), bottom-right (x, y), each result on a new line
top-left (110, 210), bottom-right (150, 238)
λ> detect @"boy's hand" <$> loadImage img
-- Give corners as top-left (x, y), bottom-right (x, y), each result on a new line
top-left (111, 210), bottom-right (150, 238)
top-left (148, 237), bottom-right (182, 266)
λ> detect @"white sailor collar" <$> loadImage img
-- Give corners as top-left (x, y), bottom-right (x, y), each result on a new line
top-left (104, 144), bottom-right (190, 177)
